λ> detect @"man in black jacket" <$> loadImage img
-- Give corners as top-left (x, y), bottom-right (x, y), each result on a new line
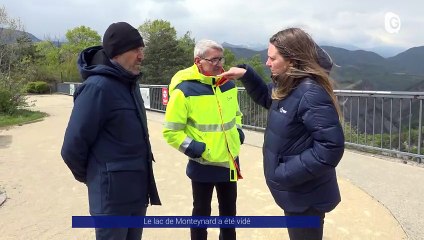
top-left (61, 22), bottom-right (161, 240)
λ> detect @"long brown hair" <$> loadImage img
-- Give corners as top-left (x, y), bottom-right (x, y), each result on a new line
top-left (269, 28), bottom-right (341, 117)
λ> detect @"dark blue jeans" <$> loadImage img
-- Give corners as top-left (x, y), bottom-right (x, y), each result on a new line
top-left (94, 207), bottom-right (147, 240)
top-left (191, 181), bottom-right (237, 240)
top-left (284, 208), bottom-right (325, 240)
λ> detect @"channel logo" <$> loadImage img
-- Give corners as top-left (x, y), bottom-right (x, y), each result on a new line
top-left (385, 12), bottom-right (401, 34)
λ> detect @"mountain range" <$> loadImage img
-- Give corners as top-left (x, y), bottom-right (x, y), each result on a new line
top-left (2, 28), bottom-right (423, 91)
top-left (222, 42), bottom-right (424, 91)
top-left (0, 27), bottom-right (41, 43)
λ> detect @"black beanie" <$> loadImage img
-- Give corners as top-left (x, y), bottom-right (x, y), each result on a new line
top-left (102, 22), bottom-right (145, 58)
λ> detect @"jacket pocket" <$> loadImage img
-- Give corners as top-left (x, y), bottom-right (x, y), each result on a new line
top-left (277, 154), bottom-right (285, 163)
top-left (106, 159), bottom-right (147, 204)
top-left (267, 154), bottom-right (297, 191)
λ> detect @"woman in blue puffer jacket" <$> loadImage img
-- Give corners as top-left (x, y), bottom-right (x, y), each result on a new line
top-left (220, 28), bottom-right (344, 240)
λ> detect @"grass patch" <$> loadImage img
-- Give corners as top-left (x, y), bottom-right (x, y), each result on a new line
top-left (0, 109), bottom-right (47, 128)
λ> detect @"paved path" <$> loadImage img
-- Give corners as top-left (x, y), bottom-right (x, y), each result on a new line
top-left (337, 151), bottom-right (424, 240)
top-left (0, 94), bottom-right (418, 239)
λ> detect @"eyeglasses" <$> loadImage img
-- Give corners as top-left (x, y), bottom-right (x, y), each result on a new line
top-left (201, 57), bottom-right (225, 65)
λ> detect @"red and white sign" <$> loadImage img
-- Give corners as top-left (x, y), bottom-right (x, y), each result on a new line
top-left (162, 87), bottom-right (169, 105)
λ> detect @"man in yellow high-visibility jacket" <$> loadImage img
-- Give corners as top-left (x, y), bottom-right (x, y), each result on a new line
top-left (163, 39), bottom-right (244, 240)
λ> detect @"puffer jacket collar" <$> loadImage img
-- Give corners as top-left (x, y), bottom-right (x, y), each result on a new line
top-left (77, 46), bottom-right (141, 85)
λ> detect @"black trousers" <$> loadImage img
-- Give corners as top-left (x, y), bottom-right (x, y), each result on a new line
top-left (191, 181), bottom-right (237, 240)
top-left (94, 207), bottom-right (147, 240)
top-left (284, 208), bottom-right (325, 240)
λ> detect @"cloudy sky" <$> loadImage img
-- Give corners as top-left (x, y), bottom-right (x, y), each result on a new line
top-left (2, 0), bottom-right (423, 56)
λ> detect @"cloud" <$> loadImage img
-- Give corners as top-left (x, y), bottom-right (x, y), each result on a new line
top-left (2, 0), bottom-right (423, 53)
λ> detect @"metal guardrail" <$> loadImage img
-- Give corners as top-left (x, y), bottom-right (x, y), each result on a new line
top-left (141, 85), bottom-right (168, 112)
top-left (57, 82), bottom-right (82, 96)
top-left (335, 90), bottom-right (424, 162)
top-left (57, 83), bottom-right (424, 162)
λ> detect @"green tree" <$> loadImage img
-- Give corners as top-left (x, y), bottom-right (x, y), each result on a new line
top-left (0, 5), bottom-right (35, 114)
top-left (34, 40), bottom-right (61, 82)
top-left (246, 54), bottom-right (267, 81)
top-left (63, 26), bottom-right (101, 53)
top-left (223, 49), bottom-right (237, 69)
top-left (60, 26), bottom-right (101, 82)
top-left (12, 35), bottom-right (39, 83)
top-left (138, 20), bottom-right (194, 84)
top-left (177, 31), bottom-right (196, 68)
